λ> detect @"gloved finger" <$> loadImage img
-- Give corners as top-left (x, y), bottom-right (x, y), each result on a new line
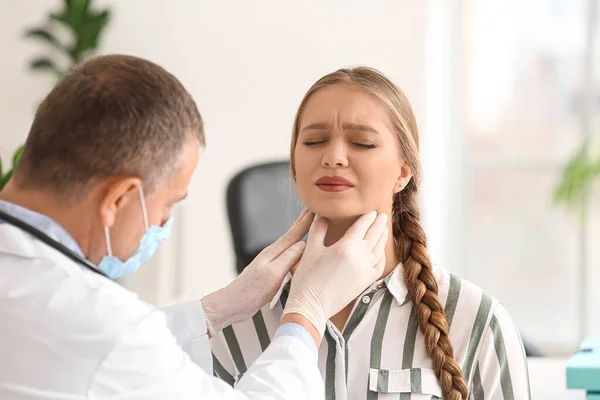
top-left (341, 210), bottom-right (377, 242)
top-left (271, 241), bottom-right (306, 275)
top-left (371, 227), bottom-right (388, 257)
top-left (266, 211), bottom-right (314, 261)
top-left (306, 215), bottom-right (328, 249)
top-left (290, 261), bottom-right (300, 275)
top-left (371, 252), bottom-right (386, 279)
top-left (293, 208), bottom-right (310, 225)
top-left (364, 213), bottom-right (388, 250)
top-left (269, 272), bottom-right (292, 310)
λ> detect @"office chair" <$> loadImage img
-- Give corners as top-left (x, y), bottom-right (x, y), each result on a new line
top-left (226, 161), bottom-right (304, 274)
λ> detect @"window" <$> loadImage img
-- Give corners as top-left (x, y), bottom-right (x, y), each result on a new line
top-left (458, 0), bottom-right (596, 354)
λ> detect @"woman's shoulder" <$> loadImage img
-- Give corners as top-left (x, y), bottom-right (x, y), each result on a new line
top-left (433, 264), bottom-right (505, 332)
top-left (434, 263), bottom-right (499, 301)
top-left (431, 266), bottom-right (529, 396)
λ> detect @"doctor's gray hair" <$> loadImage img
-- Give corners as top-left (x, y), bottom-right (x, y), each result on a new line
top-left (14, 54), bottom-right (204, 198)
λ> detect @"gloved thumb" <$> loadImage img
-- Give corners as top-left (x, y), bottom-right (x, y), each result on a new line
top-left (306, 215), bottom-right (327, 249)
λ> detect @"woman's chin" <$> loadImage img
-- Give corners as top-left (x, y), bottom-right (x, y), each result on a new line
top-left (308, 206), bottom-right (366, 221)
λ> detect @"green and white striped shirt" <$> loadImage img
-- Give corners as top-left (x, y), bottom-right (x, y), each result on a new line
top-left (210, 264), bottom-right (530, 399)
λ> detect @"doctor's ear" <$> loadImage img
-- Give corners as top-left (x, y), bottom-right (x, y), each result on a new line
top-left (96, 176), bottom-right (143, 227)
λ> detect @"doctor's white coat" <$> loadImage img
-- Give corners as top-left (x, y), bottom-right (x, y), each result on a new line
top-left (0, 224), bottom-right (323, 399)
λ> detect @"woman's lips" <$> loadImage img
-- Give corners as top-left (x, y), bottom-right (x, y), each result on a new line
top-left (316, 176), bottom-right (354, 192)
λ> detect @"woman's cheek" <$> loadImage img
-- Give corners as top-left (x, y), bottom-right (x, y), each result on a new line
top-left (294, 176), bottom-right (311, 205)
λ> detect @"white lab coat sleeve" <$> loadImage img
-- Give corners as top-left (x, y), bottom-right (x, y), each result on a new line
top-left (88, 309), bottom-right (324, 400)
top-left (161, 300), bottom-right (212, 373)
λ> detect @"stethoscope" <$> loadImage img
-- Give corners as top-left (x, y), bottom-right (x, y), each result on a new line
top-left (0, 209), bottom-right (109, 278)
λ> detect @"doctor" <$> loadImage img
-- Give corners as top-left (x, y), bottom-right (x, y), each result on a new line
top-left (0, 54), bottom-right (389, 399)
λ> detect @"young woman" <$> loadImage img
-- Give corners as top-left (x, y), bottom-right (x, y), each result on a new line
top-left (210, 67), bottom-right (530, 400)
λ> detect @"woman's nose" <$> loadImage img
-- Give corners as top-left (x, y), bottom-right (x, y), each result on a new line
top-left (321, 141), bottom-right (349, 168)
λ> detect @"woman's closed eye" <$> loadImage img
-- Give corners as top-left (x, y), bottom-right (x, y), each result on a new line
top-left (303, 140), bottom-right (377, 149)
top-left (303, 140), bottom-right (327, 146)
top-left (353, 142), bottom-right (377, 149)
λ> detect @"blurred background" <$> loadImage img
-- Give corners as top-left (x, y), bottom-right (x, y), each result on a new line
top-left (1, 1), bottom-right (599, 396)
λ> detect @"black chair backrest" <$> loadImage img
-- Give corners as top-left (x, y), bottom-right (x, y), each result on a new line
top-left (226, 161), bottom-right (304, 274)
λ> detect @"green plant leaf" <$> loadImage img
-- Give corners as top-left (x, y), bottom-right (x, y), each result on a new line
top-left (12, 146), bottom-right (24, 169)
top-left (50, 10), bottom-right (82, 31)
top-left (51, 0), bottom-right (91, 31)
top-left (0, 172), bottom-right (8, 191)
top-left (29, 57), bottom-right (63, 77)
top-left (23, 28), bottom-right (64, 50)
top-left (592, 155), bottom-right (600, 174)
top-left (553, 138), bottom-right (600, 212)
top-left (73, 10), bottom-right (110, 60)
top-left (72, 0), bottom-right (92, 17)
top-left (0, 146), bottom-right (24, 191)
top-left (49, 12), bottom-right (73, 29)
top-left (0, 169), bottom-right (14, 190)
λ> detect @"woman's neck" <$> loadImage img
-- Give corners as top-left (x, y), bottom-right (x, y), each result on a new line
top-left (325, 215), bottom-right (399, 332)
top-left (323, 215), bottom-right (398, 277)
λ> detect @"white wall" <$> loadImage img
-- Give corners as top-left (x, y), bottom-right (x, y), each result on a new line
top-left (0, 0), bottom-right (428, 305)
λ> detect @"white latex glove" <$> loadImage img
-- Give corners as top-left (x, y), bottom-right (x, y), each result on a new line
top-left (282, 210), bottom-right (388, 337)
top-left (201, 209), bottom-right (314, 336)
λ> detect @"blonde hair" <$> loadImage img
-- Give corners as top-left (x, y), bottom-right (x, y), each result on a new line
top-left (290, 67), bottom-right (468, 400)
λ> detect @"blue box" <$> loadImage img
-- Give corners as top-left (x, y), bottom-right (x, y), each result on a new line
top-left (567, 337), bottom-right (600, 399)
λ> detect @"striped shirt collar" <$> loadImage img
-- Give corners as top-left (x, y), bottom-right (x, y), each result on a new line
top-left (270, 262), bottom-right (410, 308)
top-left (383, 263), bottom-right (411, 306)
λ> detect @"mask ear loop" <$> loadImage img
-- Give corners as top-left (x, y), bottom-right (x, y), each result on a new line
top-left (104, 226), bottom-right (113, 257)
top-left (138, 187), bottom-right (150, 230)
top-left (102, 187), bottom-right (148, 261)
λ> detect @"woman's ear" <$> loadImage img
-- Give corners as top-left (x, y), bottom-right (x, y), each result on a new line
top-left (393, 163), bottom-right (413, 194)
top-left (97, 176), bottom-right (143, 228)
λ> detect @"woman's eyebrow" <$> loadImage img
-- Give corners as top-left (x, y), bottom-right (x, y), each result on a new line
top-left (301, 122), bottom-right (379, 134)
top-left (302, 122), bottom-right (329, 131)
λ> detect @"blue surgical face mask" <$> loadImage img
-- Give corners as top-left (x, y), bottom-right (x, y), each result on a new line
top-left (98, 187), bottom-right (173, 279)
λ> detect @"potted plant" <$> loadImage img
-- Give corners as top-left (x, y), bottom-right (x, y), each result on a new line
top-left (0, 0), bottom-right (111, 191)
top-left (554, 137), bottom-right (600, 213)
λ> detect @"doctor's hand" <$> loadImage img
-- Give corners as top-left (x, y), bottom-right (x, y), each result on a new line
top-left (281, 211), bottom-right (388, 342)
top-left (201, 209), bottom-right (314, 336)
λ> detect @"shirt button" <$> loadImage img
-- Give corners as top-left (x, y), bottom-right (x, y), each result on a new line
top-left (362, 295), bottom-right (371, 304)
top-left (376, 283), bottom-right (384, 290)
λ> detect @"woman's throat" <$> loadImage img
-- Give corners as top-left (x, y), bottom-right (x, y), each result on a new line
top-left (323, 217), bottom-right (359, 246)
top-left (322, 216), bottom-right (400, 331)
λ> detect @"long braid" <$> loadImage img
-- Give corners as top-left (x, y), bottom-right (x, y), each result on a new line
top-left (393, 181), bottom-right (469, 400)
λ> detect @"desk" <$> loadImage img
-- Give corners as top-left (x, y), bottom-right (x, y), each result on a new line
top-left (528, 357), bottom-right (586, 399)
